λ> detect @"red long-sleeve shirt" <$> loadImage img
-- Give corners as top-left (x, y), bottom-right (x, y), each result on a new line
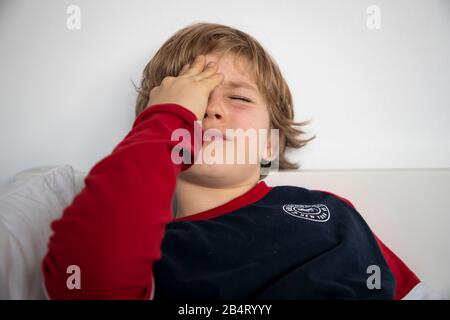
top-left (42, 103), bottom-right (202, 299)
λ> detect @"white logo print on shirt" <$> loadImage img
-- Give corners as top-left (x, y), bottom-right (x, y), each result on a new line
top-left (282, 204), bottom-right (331, 222)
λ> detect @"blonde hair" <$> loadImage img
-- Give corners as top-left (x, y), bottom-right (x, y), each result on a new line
top-left (133, 22), bottom-right (316, 177)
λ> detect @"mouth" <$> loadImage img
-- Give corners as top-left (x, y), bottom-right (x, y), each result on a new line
top-left (211, 133), bottom-right (231, 142)
top-left (203, 129), bottom-right (232, 142)
top-left (220, 132), bottom-right (231, 141)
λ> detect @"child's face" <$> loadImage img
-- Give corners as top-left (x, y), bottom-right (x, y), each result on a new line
top-left (178, 52), bottom-right (273, 187)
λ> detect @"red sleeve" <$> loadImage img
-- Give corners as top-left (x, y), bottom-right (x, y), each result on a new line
top-left (371, 234), bottom-right (420, 299)
top-left (41, 103), bottom-right (203, 299)
top-left (319, 190), bottom-right (421, 300)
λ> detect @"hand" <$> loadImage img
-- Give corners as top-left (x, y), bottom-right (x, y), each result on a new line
top-left (145, 55), bottom-right (224, 120)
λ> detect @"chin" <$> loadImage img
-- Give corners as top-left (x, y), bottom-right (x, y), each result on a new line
top-left (179, 163), bottom-right (258, 188)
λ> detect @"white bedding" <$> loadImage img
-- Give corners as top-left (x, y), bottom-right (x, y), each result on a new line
top-left (0, 165), bottom-right (75, 299)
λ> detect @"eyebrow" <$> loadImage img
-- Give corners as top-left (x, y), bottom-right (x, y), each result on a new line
top-left (222, 80), bottom-right (258, 93)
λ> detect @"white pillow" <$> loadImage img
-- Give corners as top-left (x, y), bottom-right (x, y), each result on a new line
top-left (0, 165), bottom-right (75, 299)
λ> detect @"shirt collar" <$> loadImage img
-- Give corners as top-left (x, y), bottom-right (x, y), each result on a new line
top-left (173, 180), bottom-right (273, 222)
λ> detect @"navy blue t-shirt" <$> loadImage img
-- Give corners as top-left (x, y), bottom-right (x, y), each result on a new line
top-left (152, 181), bottom-right (395, 299)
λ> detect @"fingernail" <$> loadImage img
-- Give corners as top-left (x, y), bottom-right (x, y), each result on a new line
top-left (207, 61), bottom-right (215, 67)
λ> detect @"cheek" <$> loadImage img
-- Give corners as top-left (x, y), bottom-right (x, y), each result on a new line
top-left (230, 115), bottom-right (252, 130)
top-left (230, 109), bottom-right (268, 131)
top-left (228, 110), bottom-right (271, 160)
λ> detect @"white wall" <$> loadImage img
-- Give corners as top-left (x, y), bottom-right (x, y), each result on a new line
top-left (1, 0), bottom-right (450, 184)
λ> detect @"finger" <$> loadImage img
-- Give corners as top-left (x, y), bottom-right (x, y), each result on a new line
top-left (183, 54), bottom-right (206, 77)
top-left (204, 72), bottom-right (225, 91)
top-left (149, 85), bottom-right (159, 98)
top-left (178, 63), bottom-right (190, 76)
top-left (195, 61), bottom-right (219, 80)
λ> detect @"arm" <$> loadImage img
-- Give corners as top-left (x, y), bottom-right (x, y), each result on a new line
top-left (41, 103), bottom-right (202, 299)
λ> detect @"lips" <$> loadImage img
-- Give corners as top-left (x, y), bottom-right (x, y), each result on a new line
top-left (219, 132), bottom-right (231, 141)
top-left (203, 129), bottom-right (231, 141)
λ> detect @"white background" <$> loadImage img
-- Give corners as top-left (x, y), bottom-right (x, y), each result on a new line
top-left (1, 0), bottom-right (449, 184)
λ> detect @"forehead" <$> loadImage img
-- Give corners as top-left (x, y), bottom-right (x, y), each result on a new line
top-left (204, 52), bottom-right (258, 92)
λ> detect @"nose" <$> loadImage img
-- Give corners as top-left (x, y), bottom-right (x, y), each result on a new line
top-left (204, 109), bottom-right (222, 120)
top-left (204, 97), bottom-right (225, 121)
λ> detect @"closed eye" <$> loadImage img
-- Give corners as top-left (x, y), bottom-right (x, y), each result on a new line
top-left (230, 96), bottom-right (252, 103)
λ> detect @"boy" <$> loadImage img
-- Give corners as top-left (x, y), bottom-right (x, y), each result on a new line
top-left (42, 22), bottom-right (430, 299)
